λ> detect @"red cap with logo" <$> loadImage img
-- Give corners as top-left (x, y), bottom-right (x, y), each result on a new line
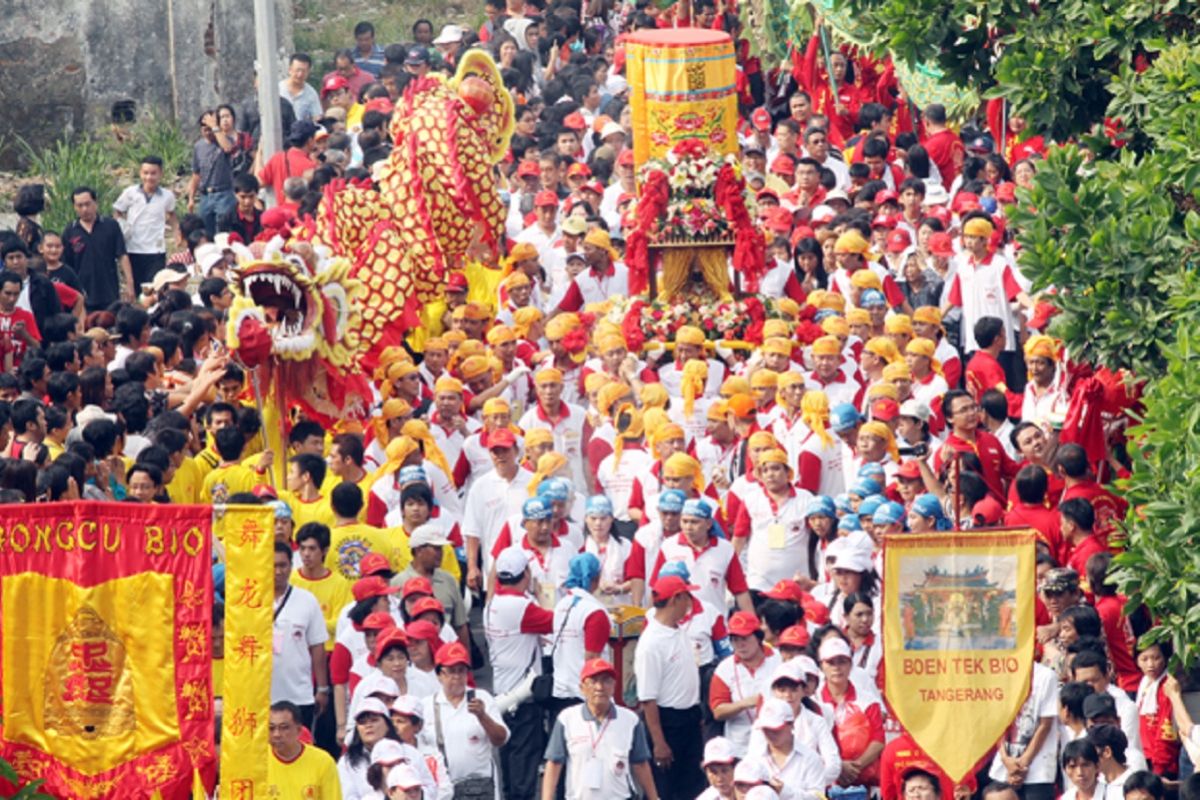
top-left (434, 641), bottom-right (471, 668)
top-left (516, 160), bottom-right (541, 178)
top-left (359, 552), bottom-right (392, 577)
top-left (871, 397), bottom-right (901, 421)
top-left (486, 428), bottom-right (518, 449)
top-left (321, 74), bottom-right (350, 97)
top-left (885, 229), bottom-right (912, 254)
top-left (353, 576), bottom-right (401, 602)
top-left (727, 611), bottom-right (762, 637)
top-left (650, 574), bottom-right (698, 602)
top-left (445, 272), bottom-right (469, 292)
top-left (752, 108), bottom-right (772, 131)
top-left (402, 576), bottom-right (434, 599)
top-left (927, 232), bottom-right (955, 257)
top-left (777, 624), bottom-right (811, 649)
top-left (534, 190), bottom-right (559, 208)
top-left (580, 658), bottom-right (618, 681)
top-left (563, 112), bottom-right (587, 131)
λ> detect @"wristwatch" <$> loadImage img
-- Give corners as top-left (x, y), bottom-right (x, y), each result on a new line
top-left (316, 686), bottom-right (330, 694)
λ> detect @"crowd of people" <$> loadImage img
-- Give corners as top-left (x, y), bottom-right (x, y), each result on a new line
top-left (0, 1), bottom-right (1193, 799)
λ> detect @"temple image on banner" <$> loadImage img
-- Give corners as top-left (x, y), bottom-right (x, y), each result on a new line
top-left (898, 557), bottom-right (1017, 651)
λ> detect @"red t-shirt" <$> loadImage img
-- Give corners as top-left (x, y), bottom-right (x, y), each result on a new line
top-left (0, 308), bottom-right (41, 369)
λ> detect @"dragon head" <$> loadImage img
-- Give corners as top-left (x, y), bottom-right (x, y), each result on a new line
top-left (226, 238), bottom-right (364, 369)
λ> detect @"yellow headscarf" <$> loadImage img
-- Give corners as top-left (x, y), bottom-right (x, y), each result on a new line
top-left (681, 358), bottom-right (708, 418)
top-left (675, 325), bottom-right (706, 347)
top-left (865, 337), bottom-right (901, 365)
top-left (486, 325), bottom-right (516, 346)
top-left (883, 361), bottom-right (913, 382)
top-left (905, 337), bottom-right (943, 376)
top-left (811, 335), bottom-right (842, 357)
top-left (720, 376), bottom-right (751, 398)
top-left (866, 382), bottom-right (899, 401)
top-left (612, 403), bottom-right (645, 467)
top-left (663, 452), bottom-right (704, 494)
top-left (834, 230), bottom-right (871, 255)
top-left (775, 298), bottom-right (801, 320)
top-left (820, 317), bottom-right (849, 339)
top-left (801, 390), bottom-right (833, 447)
top-left (849, 270), bottom-right (882, 290)
top-left (640, 383), bottom-right (669, 410)
top-left (584, 371), bottom-right (613, 397)
top-left (756, 447), bottom-right (792, 476)
top-left (513, 307), bottom-right (544, 338)
top-left (372, 397), bottom-right (412, 447)
top-left (524, 428), bottom-right (554, 450)
top-left (380, 435), bottom-right (419, 477)
top-left (527, 451), bottom-right (568, 496)
top-left (652, 423), bottom-right (686, 461)
top-left (963, 217), bottom-right (995, 238)
top-left (763, 319), bottom-right (792, 340)
top-left (750, 370), bottom-right (778, 388)
top-left (846, 308), bottom-right (871, 327)
top-left (885, 315), bottom-right (914, 336)
top-left (1024, 335), bottom-right (1061, 362)
top-left (761, 337), bottom-right (792, 357)
top-left (642, 407), bottom-right (670, 443)
top-left (597, 381), bottom-right (633, 418)
top-left (400, 419), bottom-right (453, 481)
top-left (859, 420), bottom-right (900, 463)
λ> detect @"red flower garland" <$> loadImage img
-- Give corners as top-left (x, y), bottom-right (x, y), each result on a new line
top-left (626, 170), bottom-right (670, 295)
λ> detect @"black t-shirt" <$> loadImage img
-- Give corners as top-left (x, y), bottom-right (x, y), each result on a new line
top-left (46, 264), bottom-right (83, 293)
top-left (61, 216), bottom-right (126, 311)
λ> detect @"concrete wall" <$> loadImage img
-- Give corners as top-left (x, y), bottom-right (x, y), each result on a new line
top-left (0, 0), bottom-right (292, 168)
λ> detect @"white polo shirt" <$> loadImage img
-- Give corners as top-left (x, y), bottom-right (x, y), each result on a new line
top-left (271, 584), bottom-right (328, 705)
top-left (735, 484), bottom-right (816, 592)
top-left (635, 615), bottom-right (700, 710)
top-left (654, 533), bottom-right (748, 610)
top-left (712, 650), bottom-right (783, 754)
top-left (596, 447), bottom-right (657, 522)
top-left (517, 401), bottom-right (589, 491)
top-left (462, 467), bottom-right (534, 575)
top-left (113, 184), bottom-right (176, 254)
top-left (797, 430), bottom-right (846, 497)
top-left (419, 689), bottom-right (509, 789)
top-left (742, 738), bottom-right (827, 800)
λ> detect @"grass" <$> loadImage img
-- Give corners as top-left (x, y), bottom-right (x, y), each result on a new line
top-left (108, 113), bottom-right (193, 180)
top-left (20, 138), bottom-right (121, 234)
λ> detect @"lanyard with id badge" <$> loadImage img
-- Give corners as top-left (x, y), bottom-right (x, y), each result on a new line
top-left (583, 712), bottom-right (613, 790)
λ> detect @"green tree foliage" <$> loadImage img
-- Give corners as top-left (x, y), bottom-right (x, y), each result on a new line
top-left (831, 0), bottom-right (1200, 141)
top-left (1012, 41), bottom-right (1200, 665)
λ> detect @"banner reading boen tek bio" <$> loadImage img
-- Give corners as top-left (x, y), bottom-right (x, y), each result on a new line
top-left (0, 502), bottom-right (215, 799)
top-left (218, 505), bottom-right (275, 800)
top-left (882, 529), bottom-right (1036, 782)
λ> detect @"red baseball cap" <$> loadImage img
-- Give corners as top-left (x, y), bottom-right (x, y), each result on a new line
top-left (790, 225), bottom-right (816, 247)
top-left (353, 576), bottom-right (401, 602)
top-left (995, 182), bottom-right (1017, 204)
top-left (372, 628), bottom-right (411, 663)
top-left (973, 496), bottom-right (1004, 526)
top-left (885, 229), bottom-right (912, 254)
top-left (800, 592), bottom-right (830, 625)
top-left (763, 207), bottom-right (793, 235)
top-left (952, 192), bottom-right (980, 214)
top-left (875, 189), bottom-right (899, 205)
top-left (1029, 300), bottom-right (1058, 331)
top-left (756, 188), bottom-right (780, 203)
top-left (434, 641), bottom-right (471, 668)
top-left (405, 619), bottom-right (441, 643)
top-left (583, 180), bottom-right (605, 196)
top-left (359, 552), bottom-right (392, 577)
top-left (364, 97), bottom-right (394, 115)
top-left (402, 576), bottom-right (434, 599)
top-left (926, 206), bottom-right (952, 227)
top-left (516, 160), bottom-right (541, 178)
top-left (896, 460), bottom-right (923, 481)
top-left (566, 162), bottom-right (591, 178)
top-left (871, 397), bottom-right (900, 421)
top-left (617, 192), bottom-right (637, 206)
top-left (764, 580), bottom-right (805, 603)
top-left (927, 232), bottom-right (955, 257)
top-left (580, 658), bottom-right (618, 681)
top-left (563, 112), bottom-right (587, 131)
top-left (445, 272), bottom-right (469, 292)
top-left (321, 74), bottom-right (350, 97)
top-left (411, 596), bottom-right (445, 618)
top-left (777, 624), bottom-right (811, 649)
top-left (769, 155), bottom-right (795, 176)
top-left (617, 149), bottom-right (635, 166)
top-left (727, 611), bottom-right (762, 637)
top-left (752, 107), bottom-right (772, 131)
top-left (356, 610), bottom-right (397, 633)
top-left (651, 574), bottom-right (698, 602)
top-left (487, 428), bottom-right (518, 449)
top-left (534, 190), bottom-right (559, 208)
top-left (871, 213), bottom-right (895, 230)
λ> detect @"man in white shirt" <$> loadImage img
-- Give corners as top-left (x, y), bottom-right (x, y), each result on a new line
top-left (279, 53), bottom-right (322, 121)
top-left (462, 428), bottom-right (533, 591)
top-left (113, 155), bottom-right (177, 288)
top-left (271, 541), bottom-right (330, 730)
top-left (636, 574), bottom-right (706, 800)
top-left (740, 698), bottom-right (827, 800)
top-left (517, 190), bottom-right (561, 266)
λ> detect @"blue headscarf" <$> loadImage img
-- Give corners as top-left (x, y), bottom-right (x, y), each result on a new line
top-left (659, 560), bottom-right (691, 580)
top-left (849, 477), bottom-right (883, 499)
top-left (912, 493), bottom-right (953, 530)
top-left (873, 501), bottom-right (907, 527)
top-left (805, 495), bottom-right (836, 519)
top-left (565, 552), bottom-right (602, 590)
top-left (536, 477), bottom-right (571, 502)
top-left (837, 514), bottom-right (863, 533)
top-left (586, 495), bottom-right (614, 517)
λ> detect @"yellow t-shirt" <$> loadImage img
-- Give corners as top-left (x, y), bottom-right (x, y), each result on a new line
top-left (267, 743), bottom-right (341, 800)
top-left (200, 463), bottom-right (259, 505)
top-left (281, 491), bottom-right (336, 532)
top-left (167, 455), bottom-right (203, 505)
top-left (318, 474), bottom-right (375, 521)
top-left (291, 569), bottom-right (355, 651)
top-left (383, 526), bottom-right (462, 580)
top-left (325, 522), bottom-right (394, 580)
top-left (194, 445), bottom-right (221, 479)
top-left (44, 439), bottom-right (65, 462)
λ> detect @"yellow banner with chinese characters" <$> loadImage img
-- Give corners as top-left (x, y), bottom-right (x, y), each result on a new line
top-left (626, 28), bottom-right (738, 170)
top-left (882, 530), bottom-right (1037, 782)
top-left (219, 505), bottom-right (275, 800)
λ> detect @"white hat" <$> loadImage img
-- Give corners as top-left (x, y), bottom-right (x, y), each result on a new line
top-left (194, 242), bottom-right (225, 276)
top-left (899, 399), bottom-right (930, 422)
top-left (825, 188), bottom-right (851, 205)
top-left (769, 658), bottom-right (808, 687)
top-left (754, 697), bottom-right (796, 730)
top-left (923, 184), bottom-right (950, 207)
top-left (600, 121), bottom-right (626, 141)
top-left (353, 697), bottom-right (391, 721)
top-left (387, 763), bottom-right (424, 790)
top-left (701, 736), bottom-right (737, 767)
top-left (495, 546), bottom-right (530, 580)
top-left (391, 694), bottom-right (424, 720)
top-left (792, 655), bottom-right (822, 679)
top-left (733, 758), bottom-right (771, 785)
top-left (831, 546), bottom-right (874, 574)
top-left (817, 636), bottom-right (853, 662)
top-left (355, 672), bottom-right (400, 701)
top-left (151, 266), bottom-right (189, 293)
top-left (77, 404), bottom-right (117, 428)
top-left (409, 523), bottom-right (450, 549)
top-left (745, 786), bottom-right (781, 800)
top-left (433, 24), bottom-right (465, 44)
top-left (370, 738), bottom-right (409, 766)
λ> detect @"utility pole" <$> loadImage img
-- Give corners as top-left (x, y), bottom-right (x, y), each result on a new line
top-left (254, 0), bottom-right (283, 168)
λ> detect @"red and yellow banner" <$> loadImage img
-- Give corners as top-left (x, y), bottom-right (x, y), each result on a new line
top-left (218, 505), bottom-right (275, 800)
top-left (0, 502), bottom-right (215, 799)
top-left (626, 28), bottom-right (739, 170)
top-left (882, 529), bottom-right (1037, 782)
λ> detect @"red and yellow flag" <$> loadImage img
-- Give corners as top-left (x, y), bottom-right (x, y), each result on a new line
top-left (882, 529), bottom-right (1037, 782)
top-left (0, 502), bottom-right (215, 799)
top-left (218, 505), bottom-right (275, 800)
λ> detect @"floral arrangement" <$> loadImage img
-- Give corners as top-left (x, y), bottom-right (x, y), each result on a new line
top-left (641, 139), bottom-right (737, 242)
top-left (610, 291), bottom-right (783, 350)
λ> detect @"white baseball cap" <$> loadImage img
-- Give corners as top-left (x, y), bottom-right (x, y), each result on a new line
top-left (353, 697), bottom-right (390, 721)
top-left (370, 738), bottom-right (409, 766)
top-left (409, 523), bottom-right (450, 549)
top-left (818, 637), bottom-right (853, 662)
top-left (899, 399), bottom-right (930, 422)
top-left (769, 658), bottom-right (808, 688)
top-left (391, 694), bottom-right (424, 720)
top-left (734, 758), bottom-right (771, 785)
top-left (701, 736), bottom-right (737, 767)
top-left (745, 786), bottom-right (781, 800)
top-left (387, 763), bottom-right (424, 790)
top-left (355, 672), bottom-right (400, 702)
top-left (754, 697), bottom-right (796, 730)
top-left (433, 24), bottom-right (465, 44)
top-left (495, 546), bottom-right (530, 580)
